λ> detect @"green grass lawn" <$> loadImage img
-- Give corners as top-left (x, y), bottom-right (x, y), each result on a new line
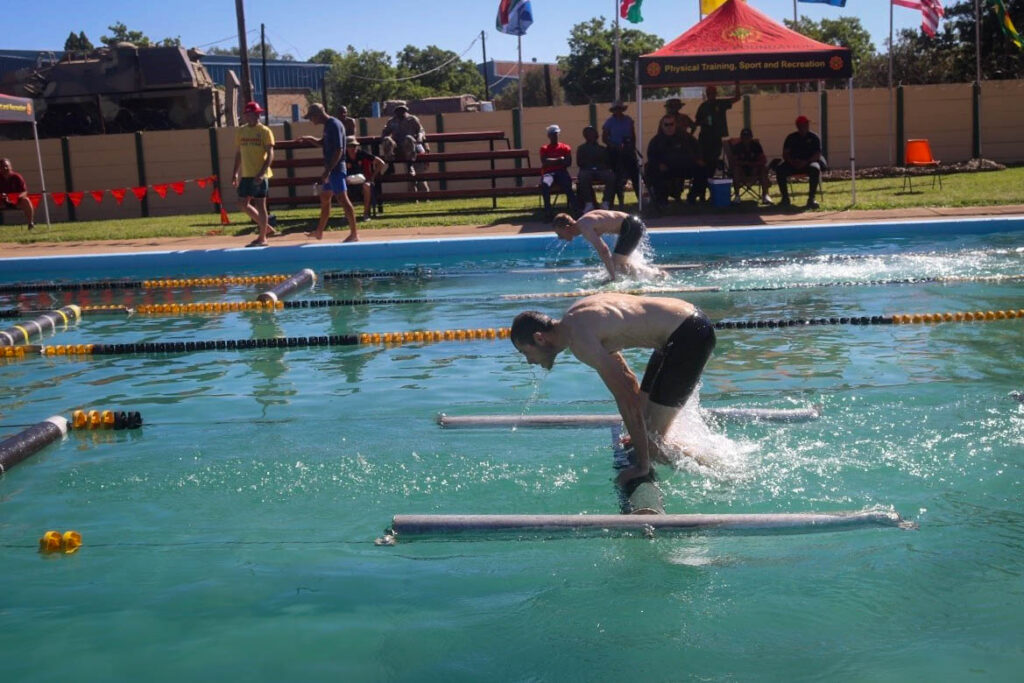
top-left (2, 167), bottom-right (1022, 244)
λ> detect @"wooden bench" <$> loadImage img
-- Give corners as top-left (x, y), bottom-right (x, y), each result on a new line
top-left (268, 130), bottom-right (541, 211)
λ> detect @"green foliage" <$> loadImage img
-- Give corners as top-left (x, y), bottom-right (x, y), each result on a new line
top-left (207, 42), bottom-right (295, 61)
top-left (493, 67), bottom-right (565, 109)
top-left (784, 15), bottom-right (876, 75)
top-left (394, 45), bottom-right (486, 101)
top-left (63, 31), bottom-right (94, 52)
top-left (322, 47), bottom-right (398, 117)
top-left (558, 16), bottom-right (664, 104)
top-left (99, 22), bottom-right (180, 48)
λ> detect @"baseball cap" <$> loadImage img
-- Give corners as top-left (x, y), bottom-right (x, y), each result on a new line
top-left (394, 104), bottom-right (409, 113)
top-left (243, 101), bottom-right (264, 114)
top-left (795, 115), bottom-right (810, 126)
top-left (610, 101), bottom-right (626, 111)
top-left (304, 103), bottom-right (326, 120)
top-left (740, 127), bottom-right (753, 137)
top-left (546, 124), bottom-right (561, 135)
top-left (346, 138), bottom-right (360, 147)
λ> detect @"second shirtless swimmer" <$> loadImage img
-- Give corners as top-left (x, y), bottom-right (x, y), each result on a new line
top-left (551, 209), bottom-right (656, 280)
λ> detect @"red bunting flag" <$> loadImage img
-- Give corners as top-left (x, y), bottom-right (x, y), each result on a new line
top-left (110, 188), bottom-right (127, 205)
top-left (90, 190), bottom-right (105, 204)
top-left (210, 187), bottom-right (222, 204)
top-left (131, 186), bottom-right (148, 201)
top-left (153, 184), bottom-right (168, 198)
top-left (52, 192), bottom-right (67, 207)
top-left (68, 192), bottom-right (84, 207)
top-left (219, 207), bottom-right (231, 225)
top-left (170, 181), bottom-right (185, 195)
top-left (27, 193), bottom-right (42, 208)
top-left (196, 177), bottom-right (208, 189)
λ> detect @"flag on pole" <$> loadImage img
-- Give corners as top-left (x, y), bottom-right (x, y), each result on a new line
top-left (988, 0), bottom-right (1023, 50)
top-left (799, 0), bottom-right (847, 7)
top-left (700, 0), bottom-right (732, 15)
top-left (621, 0), bottom-right (644, 24)
top-left (892, 0), bottom-right (945, 38)
top-left (496, 0), bottom-right (533, 36)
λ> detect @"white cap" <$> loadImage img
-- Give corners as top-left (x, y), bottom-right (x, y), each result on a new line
top-left (546, 124), bottom-right (560, 135)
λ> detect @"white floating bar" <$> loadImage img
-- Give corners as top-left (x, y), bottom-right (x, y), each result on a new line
top-left (389, 511), bottom-right (907, 537)
top-left (437, 406), bottom-right (820, 429)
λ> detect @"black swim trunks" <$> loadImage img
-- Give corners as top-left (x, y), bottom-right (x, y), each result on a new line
top-left (612, 215), bottom-right (645, 256)
top-left (639, 308), bottom-right (716, 407)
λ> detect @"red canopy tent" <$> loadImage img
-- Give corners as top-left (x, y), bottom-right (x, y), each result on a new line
top-left (635, 0), bottom-right (857, 203)
top-left (0, 93), bottom-right (50, 227)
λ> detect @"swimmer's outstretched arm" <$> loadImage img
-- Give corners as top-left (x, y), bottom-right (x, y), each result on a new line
top-left (578, 223), bottom-right (617, 279)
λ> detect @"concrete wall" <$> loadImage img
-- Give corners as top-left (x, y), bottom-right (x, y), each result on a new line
top-left (1, 80), bottom-right (1021, 223)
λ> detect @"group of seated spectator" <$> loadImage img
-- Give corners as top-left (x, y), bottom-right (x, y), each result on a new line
top-left (724, 114), bottom-right (824, 209)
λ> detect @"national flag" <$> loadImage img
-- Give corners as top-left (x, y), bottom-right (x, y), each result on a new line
top-left (988, 0), bottom-right (1023, 50)
top-left (621, 0), bottom-right (644, 24)
top-left (497, 0), bottom-right (533, 36)
top-left (799, 0), bottom-right (847, 7)
top-left (892, 0), bottom-right (944, 38)
top-left (700, 0), bottom-right (731, 14)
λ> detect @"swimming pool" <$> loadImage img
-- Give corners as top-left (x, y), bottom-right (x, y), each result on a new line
top-left (1, 218), bottom-right (1022, 680)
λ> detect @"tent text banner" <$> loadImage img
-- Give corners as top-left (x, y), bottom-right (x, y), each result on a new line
top-left (640, 49), bottom-right (852, 85)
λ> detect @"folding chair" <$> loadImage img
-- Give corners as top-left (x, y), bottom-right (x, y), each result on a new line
top-left (902, 139), bottom-right (942, 192)
top-left (724, 138), bottom-right (761, 203)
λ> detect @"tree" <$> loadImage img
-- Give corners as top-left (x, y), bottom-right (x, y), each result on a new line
top-left (493, 67), bottom-right (565, 109)
top-left (322, 47), bottom-right (398, 118)
top-left (393, 45), bottom-right (486, 101)
top-left (99, 22), bottom-right (180, 48)
top-left (558, 17), bottom-right (664, 105)
top-left (64, 31), bottom-right (94, 52)
top-left (207, 42), bottom-right (295, 61)
top-left (784, 15), bottom-right (877, 76)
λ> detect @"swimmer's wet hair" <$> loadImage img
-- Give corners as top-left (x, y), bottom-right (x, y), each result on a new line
top-left (511, 311), bottom-right (554, 347)
top-left (551, 213), bottom-right (574, 230)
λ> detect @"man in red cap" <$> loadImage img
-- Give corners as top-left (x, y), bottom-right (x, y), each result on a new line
top-left (232, 101), bottom-right (277, 246)
top-left (775, 115), bottom-right (824, 210)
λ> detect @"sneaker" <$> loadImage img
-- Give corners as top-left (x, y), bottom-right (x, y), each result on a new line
top-left (583, 202), bottom-right (594, 212)
top-left (267, 213), bottom-right (278, 228)
top-left (760, 195), bottom-right (774, 206)
top-left (358, 214), bottom-right (372, 223)
top-left (805, 200), bottom-right (820, 210)
top-left (779, 197), bottom-right (792, 207)
top-left (27, 222), bottom-right (34, 231)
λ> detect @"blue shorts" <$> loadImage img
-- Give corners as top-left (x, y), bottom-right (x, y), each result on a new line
top-left (321, 168), bottom-right (347, 194)
top-left (237, 177), bottom-right (269, 198)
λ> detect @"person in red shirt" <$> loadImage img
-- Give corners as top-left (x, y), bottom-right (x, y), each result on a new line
top-left (0, 158), bottom-right (34, 229)
top-left (539, 124), bottom-right (576, 221)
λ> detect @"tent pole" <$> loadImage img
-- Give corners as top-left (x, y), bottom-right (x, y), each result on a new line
top-left (848, 77), bottom-right (856, 205)
top-left (32, 121), bottom-right (51, 229)
top-left (636, 63), bottom-right (644, 214)
top-left (614, 1), bottom-right (621, 103)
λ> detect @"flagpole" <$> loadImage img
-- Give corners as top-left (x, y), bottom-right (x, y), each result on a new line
top-left (888, 0), bottom-right (894, 165)
top-left (975, 0), bottom-right (982, 158)
top-left (517, 34), bottom-right (524, 115)
top-left (615, 0), bottom-right (622, 103)
top-left (794, 0), bottom-right (802, 114)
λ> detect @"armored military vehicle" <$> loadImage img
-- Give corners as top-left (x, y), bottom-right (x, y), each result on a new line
top-left (0, 44), bottom-right (222, 138)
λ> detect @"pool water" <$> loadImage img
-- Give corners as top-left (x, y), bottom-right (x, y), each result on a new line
top-left (1, 227), bottom-right (1022, 680)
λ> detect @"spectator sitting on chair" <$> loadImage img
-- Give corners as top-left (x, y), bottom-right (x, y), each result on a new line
top-left (0, 157), bottom-right (35, 230)
top-left (775, 115), bottom-right (824, 210)
top-left (601, 101), bottom-right (639, 204)
top-left (344, 138), bottom-right (385, 223)
top-left (539, 124), bottom-right (576, 221)
top-left (665, 98), bottom-right (696, 135)
top-left (695, 84), bottom-right (740, 178)
top-left (381, 103), bottom-right (429, 193)
top-left (645, 115), bottom-right (707, 211)
top-left (727, 127), bottom-right (772, 205)
top-left (576, 126), bottom-right (616, 212)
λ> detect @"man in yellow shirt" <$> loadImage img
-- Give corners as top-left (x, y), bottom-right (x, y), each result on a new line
top-left (232, 101), bottom-right (276, 247)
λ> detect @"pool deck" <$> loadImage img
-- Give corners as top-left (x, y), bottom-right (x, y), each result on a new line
top-left (2, 204), bottom-right (1023, 258)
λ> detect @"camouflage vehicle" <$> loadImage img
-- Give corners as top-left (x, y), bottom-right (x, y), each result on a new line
top-left (0, 44), bottom-right (222, 138)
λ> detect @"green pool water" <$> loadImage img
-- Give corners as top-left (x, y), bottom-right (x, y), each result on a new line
top-left (1, 229), bottom-right (1021, 681)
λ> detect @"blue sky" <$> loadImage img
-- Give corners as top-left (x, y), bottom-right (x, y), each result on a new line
top-left (8, 0), bottom-right (933, 64)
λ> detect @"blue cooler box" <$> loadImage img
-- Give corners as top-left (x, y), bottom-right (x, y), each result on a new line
top-left (709, 178), bottom-right (733, 208)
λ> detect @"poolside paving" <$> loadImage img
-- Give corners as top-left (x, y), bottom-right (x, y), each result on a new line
top-left (1, 204), bottom-right (1022, 259)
